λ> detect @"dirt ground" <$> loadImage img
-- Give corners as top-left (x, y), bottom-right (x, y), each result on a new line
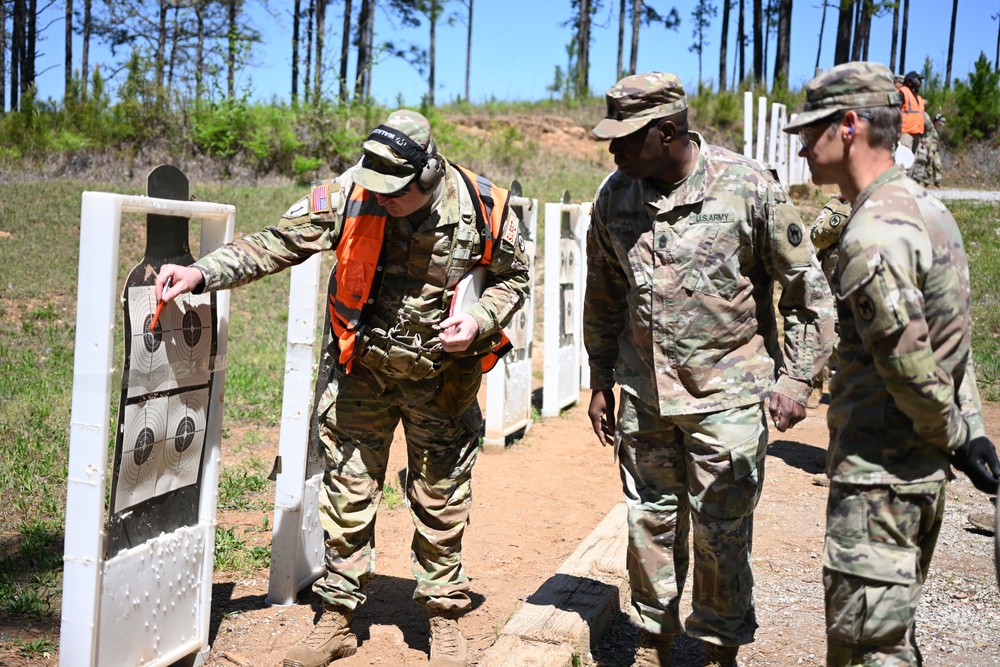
top-left (181, 398), bottom-right (1000, 667)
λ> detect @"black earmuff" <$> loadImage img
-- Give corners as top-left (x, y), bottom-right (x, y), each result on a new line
top-left (365, 125), bottom-right (445, 194)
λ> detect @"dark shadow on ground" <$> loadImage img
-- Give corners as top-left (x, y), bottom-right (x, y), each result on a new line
top-left (292, 575), bottom-right (485, 656)
top-left (591, 608), bottom-right (707, 666)
top-left (767, 439), bottom-right (827, 475)
top-left (208, 582), bottom-right (247, 645)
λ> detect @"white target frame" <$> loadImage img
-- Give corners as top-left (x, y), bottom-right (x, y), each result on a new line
top-left (542, 198), bottom-right (592, 417)
top-left (62, 192), bottom-right (235, 667)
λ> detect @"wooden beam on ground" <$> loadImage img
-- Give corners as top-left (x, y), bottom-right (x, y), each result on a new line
top-left (478, 502), bottom-right (628, 667)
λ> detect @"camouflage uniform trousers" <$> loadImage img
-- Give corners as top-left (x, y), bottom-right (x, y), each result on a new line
top-left (823, 480), bottom-right (947, 667)
top-left (312, 364), bottom-right (482, 615)
top-left (616, 393), bottom-right (767, 646)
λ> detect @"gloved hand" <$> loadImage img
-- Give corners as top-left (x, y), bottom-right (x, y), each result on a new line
top-left (951, 436), bottom-right (1000, 495)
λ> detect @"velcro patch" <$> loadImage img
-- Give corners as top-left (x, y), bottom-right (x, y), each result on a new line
top-left (311, 184), bottom-right (330, 214)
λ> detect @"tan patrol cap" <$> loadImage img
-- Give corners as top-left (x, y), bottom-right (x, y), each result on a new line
top-left (591, 72), bottom-right (688, 139)
top-left (784, 61), bottom-right (901, 133)
top-left (354, 109), bottom-right (433, 194)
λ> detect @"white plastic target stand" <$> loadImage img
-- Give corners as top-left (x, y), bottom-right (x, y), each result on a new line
top-left (542, 194), bottom-right (592, 417)
top-left (266, 190), bottom-right (540, 606)
top-left (61, 193), bottom-right (235, 667)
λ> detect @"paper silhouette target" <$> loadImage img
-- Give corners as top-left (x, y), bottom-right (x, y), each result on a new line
top-left (126, 286), bottom-right (212, 398)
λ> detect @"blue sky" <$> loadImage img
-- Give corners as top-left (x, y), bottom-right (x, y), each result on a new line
top-left (23, 0), bottom-right (1000, 108)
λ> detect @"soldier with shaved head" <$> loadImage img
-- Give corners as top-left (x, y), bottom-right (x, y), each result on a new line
top-left (156, 110), bottom-right (530, 667)
top-left (585, 72), bottom-right (835, 667)
top-left (787, 61), bottom-right (1000, 666)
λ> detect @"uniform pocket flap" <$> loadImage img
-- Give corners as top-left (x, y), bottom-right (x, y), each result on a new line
top-left (822, 532), bottom-right (919, 586)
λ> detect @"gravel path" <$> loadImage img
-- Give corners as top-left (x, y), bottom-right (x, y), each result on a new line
top-left (937, 189), bottom-right (1000, 202)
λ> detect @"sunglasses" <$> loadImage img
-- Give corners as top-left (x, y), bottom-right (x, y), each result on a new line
top-left (798, 110), bottom-right (875, 149)
top-left (381, 184), bottom-right (412, 199)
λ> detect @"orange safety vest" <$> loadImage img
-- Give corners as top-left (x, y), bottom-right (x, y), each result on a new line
top-left (325, 165), bottom-right (514, 374)
top-left (900, 86), bottom-right (925, 135)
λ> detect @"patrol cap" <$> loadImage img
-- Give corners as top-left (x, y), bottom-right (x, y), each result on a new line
top-left (354, 109), bottom-right (432, 194)
top-left (903, 70), bottom-right (923, 84)
top-left (784, 61), bottom-right (902, 133)
top-left (591, 72), bottom-right (688, 139)
top-left (894, 74), bottom-right (905, 85)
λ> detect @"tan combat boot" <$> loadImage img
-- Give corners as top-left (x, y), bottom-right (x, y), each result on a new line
top-left (283, 606), bottom-right (357, 667)
top-left (704, 641), bottom-right (739, 667)
top-left (428, 612), bottom-right (468, 666)
top-left (633, 628), bottom-right (673, 666)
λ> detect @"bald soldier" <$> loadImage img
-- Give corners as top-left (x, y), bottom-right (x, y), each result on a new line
top-left (786, 62), bottom-right (1000, 666)
top-left (584, 72), bottom-right (834, 667)
top-left (156, 110), bottom-right (530, 667)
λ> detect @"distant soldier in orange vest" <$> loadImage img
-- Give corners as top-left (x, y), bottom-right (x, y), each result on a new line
top-left (898, 71), bottom-right (926, 151)
top-left (156, 110), bottom-right (530, 667)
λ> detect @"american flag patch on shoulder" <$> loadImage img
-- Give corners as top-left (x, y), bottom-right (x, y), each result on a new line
top-left (311, 184), bottom-right (330, 213)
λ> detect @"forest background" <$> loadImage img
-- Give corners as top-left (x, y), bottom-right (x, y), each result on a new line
top-left (0, 0), bottom-right (999, 183)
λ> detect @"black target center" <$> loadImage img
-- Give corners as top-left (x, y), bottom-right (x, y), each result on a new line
top-left (133, 427), bottom-right (155, 465)
top-left (174, 416), bottom-right (196, 452)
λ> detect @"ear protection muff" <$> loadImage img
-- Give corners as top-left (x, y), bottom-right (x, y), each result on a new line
top-left (365, 125), bottom-right (445, 194)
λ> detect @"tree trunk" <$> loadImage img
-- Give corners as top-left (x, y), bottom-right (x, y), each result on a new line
top-left (339, 0), bottom-right (352, 102)
top-left (428, 1), bottom-right (436, 106)
top-left (899, 0), bottom-right (909, 73)
top-left (850, 0), bottom-right (863, 60)
top-left (815, 0), bottom-right (827, 72)
top-left (227, 0), bottom-right (238, 99)
top-left (315, 0), bottom-right (325, 103)
top-left (834, 0), bottom-right (853, 65)
top-left (753, 0), bottom-right (762, 83)
top-left (719, 0), bottom-right (730, 91)
top-left (196, 2), bottom-right (209, 99)
top-left (26, 0), bottom-right (35, 89)
top-left (354, 0), bottom-right (370, 99)
top-left (292, 0), bottom-right (300, 105)
top-left (945, 0), bottom-right (958, 89)
top-left (737, 0), bottom-right (745, 84)
top-left (465, 0), bottom-right (473, 101)
top-left (577, 0), bottom-right (590, 98)
top-left (156, 0), bottom-right (167, 92)
top-left (0, 0), bottom-right (6, 113)
top-left (629, 0), bottom-right (640, 74)
top-left (774, 0), bottom-right (791, 89)
top-left (889, 0), bottom-right (899, 72)
top-left (65, 0), bottom-right (72, 101)
top-left (305, 0), bottom-right (314, 104)
top-left (11, 0), bottom-right (23, 111)
top-left (763, 0), bottom-right (771, 83)
top-left (82, 0), bottom-right (91, 98)
top-left (855, 0), bottom-right (871, 61)
top-left (167, 3), bottom-right (179, 90)
top-left (616, 0), bottom-right (624, 79)
top-left (363, 0), bottom-right (374, 100)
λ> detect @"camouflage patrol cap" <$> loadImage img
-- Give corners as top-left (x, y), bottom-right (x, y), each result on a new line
top-left (354, 109), bottom-right (433, 194)
top-left (784, 61), bottom-right (902, 133)
top-left (894, 74), bottom-right (905, 85)
top-left (591, 72), bottom-right (688, 139)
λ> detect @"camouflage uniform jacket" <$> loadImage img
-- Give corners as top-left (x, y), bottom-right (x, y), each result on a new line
top-left (584, 133), bottom-right (835, 416)
top-left (828, 165), bottom-right (984, 484)
top-left (194, 160), bottom-right (530, 389)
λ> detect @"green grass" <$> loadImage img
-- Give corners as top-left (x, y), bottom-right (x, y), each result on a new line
top-left (214, 526), bottom-right (271, 572)
top-left (218, 469), bottom-right (270, 511)
top-left (948, 200), bottom-right (1000, 401)
top-left (382, 481), bottom-right (404, 510)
